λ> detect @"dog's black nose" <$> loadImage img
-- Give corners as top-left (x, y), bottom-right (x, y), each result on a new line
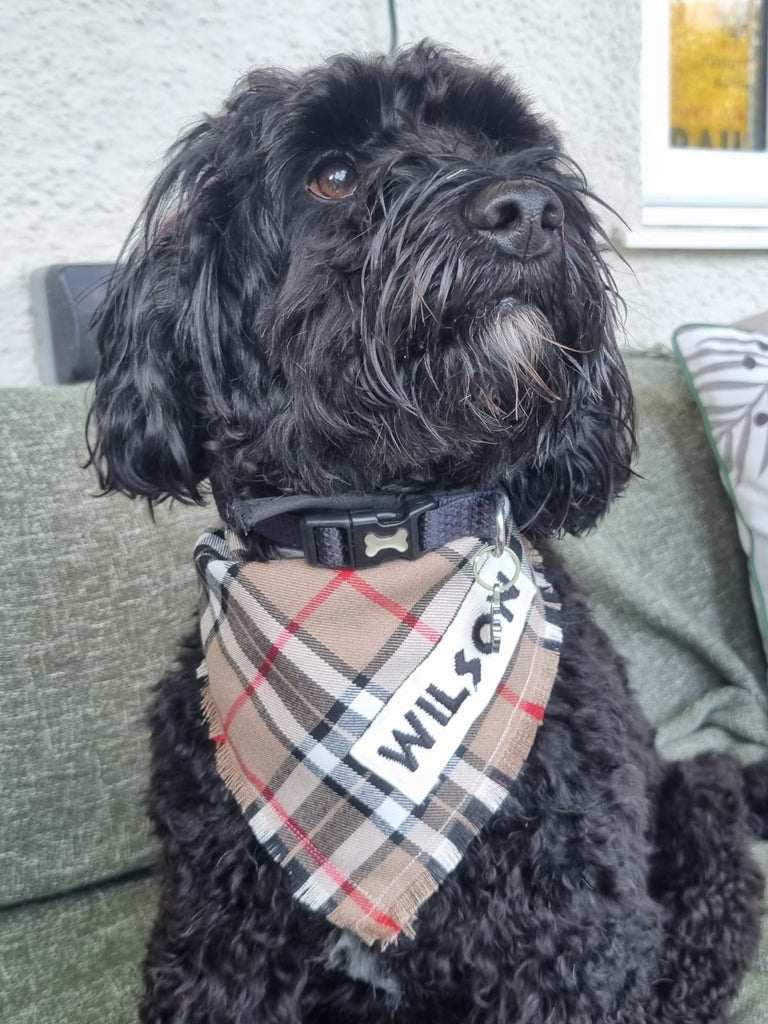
top-left (464, 180), bottom-right (564, 259)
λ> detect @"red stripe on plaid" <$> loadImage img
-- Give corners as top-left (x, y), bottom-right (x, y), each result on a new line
top-left (222, 569), bottom-right (354, 735)
top-left (345, 572), bottom-right (442, 644)
top-left (222, 732), bottom-right (401, 937)
top-left (496, 682), bottom-right (545, 721)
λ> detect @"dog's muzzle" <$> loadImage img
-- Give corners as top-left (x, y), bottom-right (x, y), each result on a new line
top-left (464, 179), bottom-right (564, 260)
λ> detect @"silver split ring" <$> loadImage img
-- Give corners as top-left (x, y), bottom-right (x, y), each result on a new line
top-left (472, 545), bottom-right (521, 592)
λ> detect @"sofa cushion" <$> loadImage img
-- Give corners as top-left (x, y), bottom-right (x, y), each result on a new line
top-left (673, 324), bottom-right (768, 663)
top-left (0, 385), bottom-right (210, 907)
top-left (0, 874), bottom-right (155, 1024)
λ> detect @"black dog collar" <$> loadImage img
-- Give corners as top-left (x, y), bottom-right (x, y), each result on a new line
top-left (213, 488), bottom-right (509, 570)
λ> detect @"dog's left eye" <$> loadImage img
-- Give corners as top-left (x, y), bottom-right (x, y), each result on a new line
top-left (308, 159), bottom-right (359, 200)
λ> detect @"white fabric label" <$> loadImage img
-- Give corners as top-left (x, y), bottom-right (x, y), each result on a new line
top-left (350, 548), bottom-right (535, 805)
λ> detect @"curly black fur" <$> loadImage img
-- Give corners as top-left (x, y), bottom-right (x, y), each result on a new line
top-left (88, 44), bottom-right (767, 1023)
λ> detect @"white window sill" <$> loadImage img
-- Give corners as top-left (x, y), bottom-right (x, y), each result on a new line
top-left (622, 219), bottom-right (768, 251)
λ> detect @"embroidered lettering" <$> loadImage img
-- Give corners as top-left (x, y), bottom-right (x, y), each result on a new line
top-left (426, 683), bottom-right (470, 714)
top-left (415, 683), bottom-right (470, 727)
top-left (454, 649), bottom-right (481, 689)
top-left (471, 614), bottom-right (492, 655)
top-left (415, 696), bottom-right (451, 727)
top-left (378, 711), bottom-right (435, 771)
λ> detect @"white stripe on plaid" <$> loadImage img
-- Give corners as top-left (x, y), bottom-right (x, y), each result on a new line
top-left (197, 520), bottom-right (562, 946)
top-left (350, 545), bottom-right (535, 804)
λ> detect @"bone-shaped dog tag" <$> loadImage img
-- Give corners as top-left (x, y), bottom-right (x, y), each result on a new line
top-left (364, 528), bottom-right (409, 559)
top-left (472, 543), bottom-right (521, 655)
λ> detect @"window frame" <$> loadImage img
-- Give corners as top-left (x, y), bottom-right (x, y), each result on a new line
top-left (629, 0), bottom-right (768, 249)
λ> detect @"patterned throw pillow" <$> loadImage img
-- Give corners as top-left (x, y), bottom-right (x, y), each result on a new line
top-left (674, 325), bottom-right (768, 662)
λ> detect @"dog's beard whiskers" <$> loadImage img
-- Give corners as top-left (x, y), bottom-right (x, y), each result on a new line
top-left (400, 304), bottom-right (561, 455)
top-left (471, 304), bottom-right (561, 410)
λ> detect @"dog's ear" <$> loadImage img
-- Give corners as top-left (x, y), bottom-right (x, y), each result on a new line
top-left (88, 70), bottom-right (290, 503)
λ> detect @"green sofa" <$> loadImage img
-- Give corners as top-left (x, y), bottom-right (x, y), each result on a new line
top-left (2, 350), bottom-right (767, 1023)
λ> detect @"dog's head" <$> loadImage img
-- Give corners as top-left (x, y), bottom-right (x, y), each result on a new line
top-left (89, 43), bottom-right (633, 537)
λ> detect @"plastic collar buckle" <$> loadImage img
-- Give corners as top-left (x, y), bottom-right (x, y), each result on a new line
top-left (300, 497), bottom-right (438, 568)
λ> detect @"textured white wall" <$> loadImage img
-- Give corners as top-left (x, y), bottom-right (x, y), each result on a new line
top-left (2, 0), bottom-right (766, 384)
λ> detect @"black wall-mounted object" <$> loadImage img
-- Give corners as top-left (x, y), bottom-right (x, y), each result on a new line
top-left (31, 264), bottom-right (114, 384)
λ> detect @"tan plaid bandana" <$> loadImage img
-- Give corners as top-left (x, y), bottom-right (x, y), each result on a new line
top-left (196, 522), bottom-right (562, 947)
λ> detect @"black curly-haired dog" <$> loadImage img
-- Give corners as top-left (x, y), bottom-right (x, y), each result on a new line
top-left (89, 44), bottom-right (768, 1024)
